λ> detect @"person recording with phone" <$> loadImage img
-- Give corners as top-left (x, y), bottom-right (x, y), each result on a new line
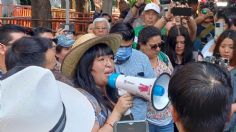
top-left (201, 11), bottom-right (231, 58)
top-left (195, 1), bottom-right (216, 51)
top-left (212, 30), bottom-right (236, 131)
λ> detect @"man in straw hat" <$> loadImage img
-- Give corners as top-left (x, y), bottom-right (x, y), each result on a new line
top-left (61, 34), bottom-right (133, 131)
top-left (0, 66), bottom-right (95, 132)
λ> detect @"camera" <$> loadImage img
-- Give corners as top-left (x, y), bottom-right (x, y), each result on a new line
top-left (204, 56), bottom-right (229, 68)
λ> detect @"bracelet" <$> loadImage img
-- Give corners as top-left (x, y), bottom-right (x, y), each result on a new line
top-left (134, 4), bottom-right (140, 8)
top-left (105, 122), bottom-right (113, 128)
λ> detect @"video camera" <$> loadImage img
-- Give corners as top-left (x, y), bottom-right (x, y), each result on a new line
top-left (204, 56), bottom-right (229, 68)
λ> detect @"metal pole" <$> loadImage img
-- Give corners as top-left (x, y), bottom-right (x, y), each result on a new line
top-left (65, 0), bottom-right (70, 30)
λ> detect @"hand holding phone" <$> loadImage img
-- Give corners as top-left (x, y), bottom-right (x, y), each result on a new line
top-left (215, 22), bottom-right (224, 40)
top-left (171, 7), bottom-right (192, 16)
top-left (60, 23), bottom-right (74, 32)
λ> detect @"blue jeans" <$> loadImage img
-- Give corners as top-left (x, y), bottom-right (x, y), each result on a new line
top-left (149, 122), bottom-right (174, 132)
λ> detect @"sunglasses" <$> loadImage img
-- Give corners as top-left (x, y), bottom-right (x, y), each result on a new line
top-left (148, 43), bottom-right (162, 50)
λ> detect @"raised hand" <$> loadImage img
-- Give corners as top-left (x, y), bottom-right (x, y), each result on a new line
top-left (94, 0), bottom-right (102, 12)
top-left (136, 0), bottom-right (145, 6)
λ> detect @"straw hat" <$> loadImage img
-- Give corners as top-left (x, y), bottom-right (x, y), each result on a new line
top-left (0, 66), bottom-right (95, 132)
top-left (72, 33), bottom-right (97, 48)
top-left (62, 34), bottom-right (122, 79)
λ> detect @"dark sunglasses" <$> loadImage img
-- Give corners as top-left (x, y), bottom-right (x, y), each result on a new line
top-left (148, 43), bottom-right (162, 50)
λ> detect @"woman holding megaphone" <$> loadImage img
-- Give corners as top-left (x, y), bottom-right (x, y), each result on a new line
top-left (61, 34), bottom-right (133, 132)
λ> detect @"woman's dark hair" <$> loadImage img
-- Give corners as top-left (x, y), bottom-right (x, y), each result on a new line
top-left (110, 22), bottom-right (134, 41)
top-left (213, 30), bottom-right (236, 67)
top-left (5, 37), bottom-right (53, 71)
top-left (138, 26), bottom-right (161, 49)
top-left (119, 8), bottom-right (130, 19)
top-left (0, 24), bottom-right (27, 46)
top-left (74, 43), bottom-right (114, 115)
top-left (56, 45), bottom-right (64, 54)
top-left (33, 27), bottom-right (53, 37)
top-left (169, 62), bottom-right (233, 132)
top-left (166, 25), bottom-right (193, 67)
top-left (101, 13), bottom-right (112, 23)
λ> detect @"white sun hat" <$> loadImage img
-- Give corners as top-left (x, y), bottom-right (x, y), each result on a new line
top-left (0, 66), bottom-right (95, 132)
top-left (144, 3), bottom-right (160, 14)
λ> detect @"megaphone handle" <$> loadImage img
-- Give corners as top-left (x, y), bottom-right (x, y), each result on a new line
top-left (124, 109), bottom-right (131, 115)
top-left (118, 89), bottom-right (132, 116)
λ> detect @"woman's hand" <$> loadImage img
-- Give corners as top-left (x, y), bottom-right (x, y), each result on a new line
top-left (55, 28), bottom-right (66, 37)
top-left (113, 94), bottom-right (133, 116)
top-left (166, 1), bottom-right (175, 19)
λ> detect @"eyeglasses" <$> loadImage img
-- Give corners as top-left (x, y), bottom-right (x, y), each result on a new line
top-left (148, 43), bottom-right (162, 50)
top-left (95, 27), bottom-right (108, 30)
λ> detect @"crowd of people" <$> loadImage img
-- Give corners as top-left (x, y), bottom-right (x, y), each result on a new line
top-left (0, 0), bottom-right (236, 131)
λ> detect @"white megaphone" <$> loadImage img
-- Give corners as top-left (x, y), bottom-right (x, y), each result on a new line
top-left (107, 73), bottom-right (170, 112)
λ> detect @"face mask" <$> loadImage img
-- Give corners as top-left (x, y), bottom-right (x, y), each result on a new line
top-left (115, 46), bottom-right (132, 63)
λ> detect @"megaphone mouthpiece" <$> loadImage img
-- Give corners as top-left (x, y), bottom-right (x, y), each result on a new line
top-left (153, 85), bottom-right (165, 96)
top-left (108, 73), bottom-right (119, 89)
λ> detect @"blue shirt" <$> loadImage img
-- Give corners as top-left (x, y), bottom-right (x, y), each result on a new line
top-left (115, 49), bottom-right (155, 120)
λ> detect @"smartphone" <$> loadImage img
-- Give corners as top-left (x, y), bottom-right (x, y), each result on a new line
top-left (215, 22), bottom-right (224, 39)
top-left (60, 23), bottom-right (75, 32)
top-left (113, 120), bottom-right (148, 132)
top-left (160, 0), bottom-right (171, 4)
top-left (172, 7), bottom-right (192, 16)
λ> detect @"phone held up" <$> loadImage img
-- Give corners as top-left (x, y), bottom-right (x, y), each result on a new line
top-left (60, 23), bottom-right (74, 39)
top-left (215, 22), bottom-right (224, 40)
top-left (171, 7), bottom-right (192, 16)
